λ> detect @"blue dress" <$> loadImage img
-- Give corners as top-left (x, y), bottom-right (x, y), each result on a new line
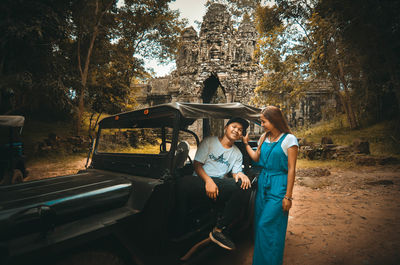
top-left (253, 134), bottom-right (289, 265)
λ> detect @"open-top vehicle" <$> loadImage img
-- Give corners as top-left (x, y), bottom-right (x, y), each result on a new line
top-left (0, 115), bottom-right (27, 185)
top-left (0, 102), bottom-right (262, 265)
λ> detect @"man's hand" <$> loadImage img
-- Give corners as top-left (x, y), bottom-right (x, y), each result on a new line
top-left (233, 172), bottom-right (251, 189)
top-left (205, 179), bottom-right (219, 200)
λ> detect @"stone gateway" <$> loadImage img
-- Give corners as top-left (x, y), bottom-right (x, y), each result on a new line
top-left (135, 3), bottom-right (263, 107)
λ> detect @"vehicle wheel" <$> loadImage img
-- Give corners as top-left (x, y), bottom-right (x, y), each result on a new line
top-left (0, 168), bottom-right (21, 185)
top-left (56, 250), bottom-right (128, 265)
top-left (0, 168), bottom-right (6, 185)
top-left (11, 169), bottom-right (24, 184)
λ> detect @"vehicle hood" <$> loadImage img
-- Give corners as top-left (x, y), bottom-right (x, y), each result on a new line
top-left (0, 172), bottom-right (132, 240)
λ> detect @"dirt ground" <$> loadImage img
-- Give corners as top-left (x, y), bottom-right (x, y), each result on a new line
top-left (25, 159), bottom-right (400, 265)
top-left (209, 164), bottom-right (400, 265)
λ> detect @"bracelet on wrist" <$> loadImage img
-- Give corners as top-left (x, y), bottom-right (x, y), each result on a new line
top-left (284, 196), bottom-right (293, 201)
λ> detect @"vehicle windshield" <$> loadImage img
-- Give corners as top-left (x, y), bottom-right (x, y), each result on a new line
top-left (96, 127), bottom-right (173, 155)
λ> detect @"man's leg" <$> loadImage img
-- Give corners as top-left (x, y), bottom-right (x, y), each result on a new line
top-left (209, 177), bottom-right (250, 250)
top-left (213, 177), bottom-right (249, 228)
top-left (175, 175), bottom-right (210, 236)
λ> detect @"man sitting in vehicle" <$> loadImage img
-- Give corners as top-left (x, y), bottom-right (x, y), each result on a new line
top-left (192, 117), bottom-right (251, 250)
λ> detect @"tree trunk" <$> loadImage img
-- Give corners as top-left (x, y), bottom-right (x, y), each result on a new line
top-left (330, 78), bottom-right (352, 128)
top-left (75, 0), bottom-right (113, 135)
top-left (337, 59), bottom-right (359, 129)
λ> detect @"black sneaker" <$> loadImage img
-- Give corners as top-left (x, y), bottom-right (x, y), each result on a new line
top-left (209, 228), bottom-right (236, 250)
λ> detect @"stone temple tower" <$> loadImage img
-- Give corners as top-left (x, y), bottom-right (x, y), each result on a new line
top-left (171, 3), bottom-right (263, 104)
top-left (133, 4), bottom-right (334, 130)
top-left (136, 3), bottom-right (263, 107)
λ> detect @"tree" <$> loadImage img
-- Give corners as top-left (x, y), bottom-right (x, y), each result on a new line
top-left (86, 41), bottom-right (140, 114)
top-left (115, 0), bottom-right (186, 62)
top-left (253, 23), bottom-right (308, 109)
top-left (315, 0), bottom-right (400, 123)
top-left (252, 3), bottom-right (313, 125)
top-left (307, 11), bottom-right (360, 128)
top-left (70, 0), bottom-right (186, 134)
top-left (254, 0), bottom-right (400, 129)
top-left (71, 0), bottom-right (115, 134)
top-left (0, 0), bottom-right (75, 118)
top-left (206, 0), bottom-right (262, 26)
top-left (0, 0), bottom-right (186, 131)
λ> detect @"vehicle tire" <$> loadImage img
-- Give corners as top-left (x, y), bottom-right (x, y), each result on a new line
top-left (0, 168), bottom-right (21, 185)
top-left (56, 250), bottom-right (128, 265)
top-left (0, 168), bottom-right (6, 185)
top-left (11, 169), bottom-right (24, 184)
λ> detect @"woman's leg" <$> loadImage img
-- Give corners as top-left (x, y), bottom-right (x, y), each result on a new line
top-left (252, 195), bottom-right (288, 265)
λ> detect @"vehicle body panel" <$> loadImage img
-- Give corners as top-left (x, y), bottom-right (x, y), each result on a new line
top-left (0, 103), bottom-right (262, 265)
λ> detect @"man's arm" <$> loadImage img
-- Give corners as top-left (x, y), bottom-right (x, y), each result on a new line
top-left (194, 160), bottom-right (219, 200)
top-left (232, 172), bottom-right (251, 189)
top-left (231, 152), bottom-right (251, 189)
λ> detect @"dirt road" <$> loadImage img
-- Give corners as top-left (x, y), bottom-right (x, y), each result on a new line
top-left (208, 165), bottom-right (400, 265)
top-left (25, 159), bottom-right (400, 265)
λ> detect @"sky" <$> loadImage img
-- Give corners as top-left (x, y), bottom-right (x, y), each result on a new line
top-left (144, 0), bottom-right (208, 77)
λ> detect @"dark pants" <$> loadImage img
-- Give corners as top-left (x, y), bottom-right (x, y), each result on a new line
top-left (176, 175), bottom-right (249, 232)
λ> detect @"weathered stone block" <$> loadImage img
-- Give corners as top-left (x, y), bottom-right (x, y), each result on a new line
top-left (321, 136), bottom-right (333, 144)
top-left (352, 139), bottom-right (370, 154)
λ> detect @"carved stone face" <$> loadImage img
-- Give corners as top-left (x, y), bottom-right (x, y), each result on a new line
top-left (210, 43), bottom-right (220, 59)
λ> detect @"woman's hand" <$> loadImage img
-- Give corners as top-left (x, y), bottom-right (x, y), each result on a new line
top-left (282, 197), bottom-right (292, 211)
top-left (242, 132), bottom-right (250, 144)
top-left (205, 179), bottom-right (219, 200)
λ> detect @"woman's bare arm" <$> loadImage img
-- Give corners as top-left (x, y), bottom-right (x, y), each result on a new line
top-left (242, 132), bottom-right (267, 162)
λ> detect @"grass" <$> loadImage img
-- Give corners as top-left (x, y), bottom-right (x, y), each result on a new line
top-left (22, 112), bottom-right (109, 164)
top-left (97, 143), bottom-right (163, 154)
top-left (22, 119), bottom-right (75, 159)
top-left (296, 159), bottom-right (356, 169)
top-left (23, 112), bottom-right (110, 142)
top-left (25, 152), bottom-right (87, 168)
top-left (294, 115), bottom-right (400, 157)
top-left (21, 112), bottom-right (399, 170)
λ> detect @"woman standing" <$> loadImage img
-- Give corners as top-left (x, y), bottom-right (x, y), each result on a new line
top-left (243, 106), bottom-right (298, 265)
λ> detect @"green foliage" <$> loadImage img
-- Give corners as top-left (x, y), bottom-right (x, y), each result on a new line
top-left (253, 4), bottom-right (311, 119)
top-left (254, 0), bottom-right (399, 129)
top-left (0, 0), bottom-right (75, 119)
top-left (0, 0), bottom-right (186, 126)
top-left (253, 23), bottom-right (309, 110)
top-left (295, 117), bottom-right (400, 156)
top-left (317, 0), bottom-right (400, 122)
top-left (206, 0), bottom-right (262, 25)
top-left (116, 0), bottom-right (186, 62)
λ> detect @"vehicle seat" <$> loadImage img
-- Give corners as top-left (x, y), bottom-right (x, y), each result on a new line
top-left (174, 141), bottom-right (190, 169)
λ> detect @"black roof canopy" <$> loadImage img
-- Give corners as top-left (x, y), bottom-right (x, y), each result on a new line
top-left (99, 102), bottom-right (262, 129)
top-left (0, 116), bottom-right (25, 127)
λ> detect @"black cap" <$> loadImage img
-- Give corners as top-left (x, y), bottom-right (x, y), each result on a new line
top-left (226, 117), bottom-right (249, 134)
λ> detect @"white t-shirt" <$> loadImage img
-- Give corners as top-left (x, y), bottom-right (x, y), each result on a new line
top-left (194, 136), bottom-right (243, 178)
top-left (260, 133), bottom-right (299, 156)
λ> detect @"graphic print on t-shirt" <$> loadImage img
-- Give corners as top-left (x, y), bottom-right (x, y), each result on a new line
top-left (194, 136), bottom-right (243, 178)
top-left (208, 153), bottom-right (230, 168)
